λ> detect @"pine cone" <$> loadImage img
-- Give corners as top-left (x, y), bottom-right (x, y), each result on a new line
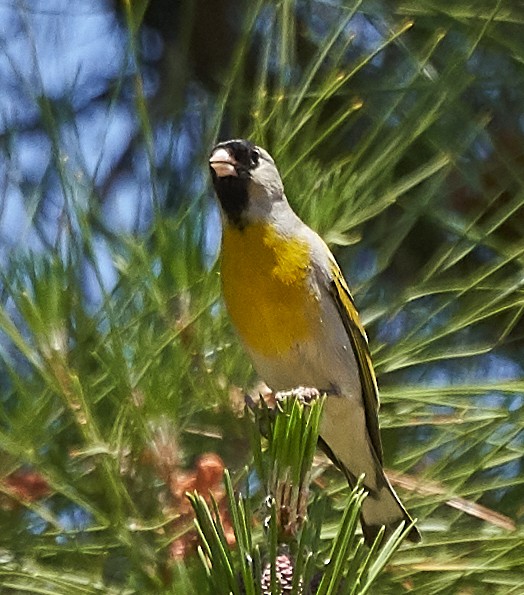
top-left (261, 552), bottom-right (302, 594)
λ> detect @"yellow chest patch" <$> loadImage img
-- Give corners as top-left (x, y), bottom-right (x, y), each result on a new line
top-left (221, 223), bottom-right (319, 356)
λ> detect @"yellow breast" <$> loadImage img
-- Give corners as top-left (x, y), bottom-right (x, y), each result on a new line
top-left (221, 223), bottom-right (319, 356)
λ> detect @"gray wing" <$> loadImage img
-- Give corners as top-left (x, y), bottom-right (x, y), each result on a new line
top-left (328, 261), bottom-right (383, 464)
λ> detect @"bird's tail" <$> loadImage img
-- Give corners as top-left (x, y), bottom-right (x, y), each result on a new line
top-left (319, 397), bottom-right (420, 546)
top-left (358, 470), bottom-right (421, 546)
top-left (318, 435), bottom-right (420, 547)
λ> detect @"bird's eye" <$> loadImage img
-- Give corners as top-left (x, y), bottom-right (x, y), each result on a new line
top-left (250, 149), bottom-right (260, 167)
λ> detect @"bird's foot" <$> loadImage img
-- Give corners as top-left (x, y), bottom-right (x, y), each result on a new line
top-left (275, 386), bottom-right (321, 405)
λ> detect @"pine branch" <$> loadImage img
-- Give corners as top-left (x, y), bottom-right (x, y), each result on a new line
top-left (189, 393), bottom-right (413, 594)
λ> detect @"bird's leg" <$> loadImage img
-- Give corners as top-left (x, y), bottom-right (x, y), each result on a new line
top-left (274, 386), bottom-right (322, 405)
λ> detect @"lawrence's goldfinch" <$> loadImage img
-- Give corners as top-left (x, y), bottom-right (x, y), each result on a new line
top-left (209, 138), bottom-right (420, 545)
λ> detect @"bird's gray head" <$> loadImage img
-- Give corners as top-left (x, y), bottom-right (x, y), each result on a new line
top-left (209, 139), bottom-right (285, 227)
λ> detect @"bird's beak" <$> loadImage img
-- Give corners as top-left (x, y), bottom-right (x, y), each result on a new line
top-left (209, 148), bottom-right (238, 178)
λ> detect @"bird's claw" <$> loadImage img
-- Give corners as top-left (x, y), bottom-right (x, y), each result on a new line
top-left (275, 386), bottom-right (321, 405)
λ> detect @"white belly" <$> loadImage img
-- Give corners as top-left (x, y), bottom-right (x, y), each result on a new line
top-left (245, 305), bottom-right (362, 403)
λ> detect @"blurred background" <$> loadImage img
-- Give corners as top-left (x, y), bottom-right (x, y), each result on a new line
top-left (0, 0), bottom-right (523, 592)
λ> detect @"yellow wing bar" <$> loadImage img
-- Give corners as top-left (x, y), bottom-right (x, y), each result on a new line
top-left (329, 261), bottom-right (383, 463)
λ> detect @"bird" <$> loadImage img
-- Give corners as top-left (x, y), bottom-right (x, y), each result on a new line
top-left (208, 138), bottom-right (420, 546)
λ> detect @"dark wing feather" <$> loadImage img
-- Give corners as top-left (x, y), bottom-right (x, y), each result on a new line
top-left (329, 262), bottom-right (383, 464)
